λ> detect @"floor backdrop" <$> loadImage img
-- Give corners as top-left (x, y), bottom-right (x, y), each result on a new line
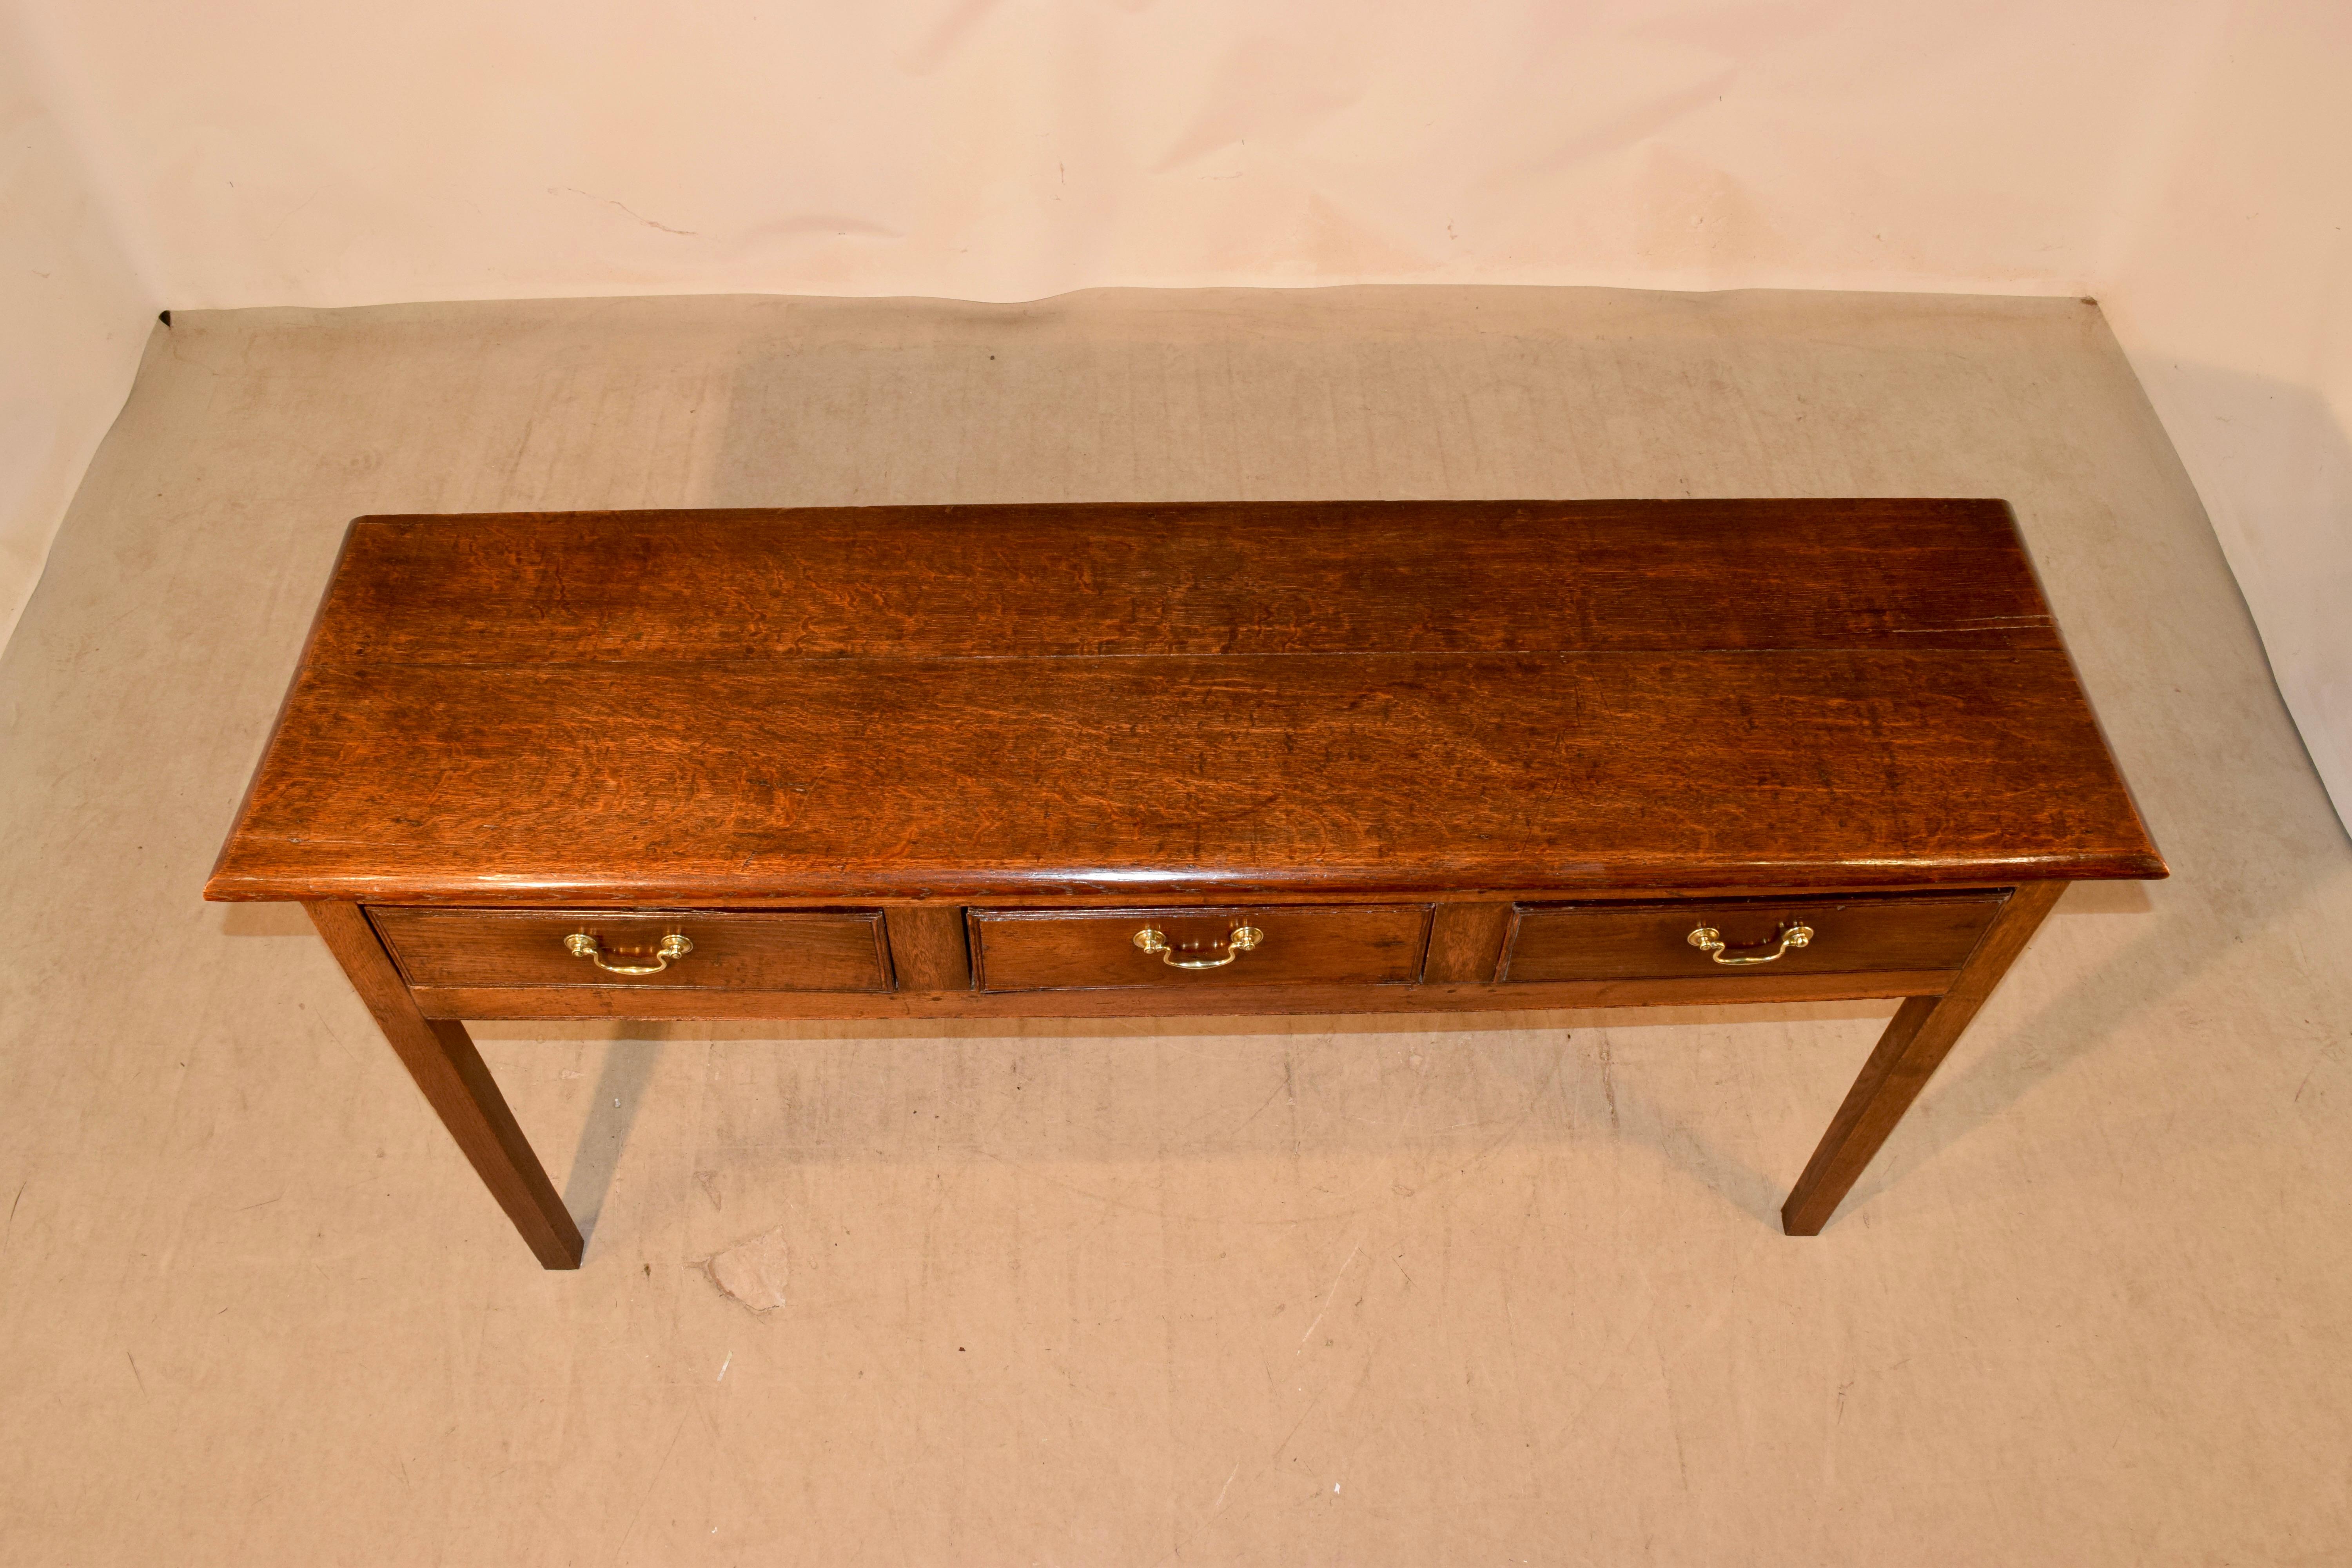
top-left (2, 287), bottom-right (2347, 1566)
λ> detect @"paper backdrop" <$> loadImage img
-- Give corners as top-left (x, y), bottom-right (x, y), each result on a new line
top-left (6, 0), bottom-right (2348, 821)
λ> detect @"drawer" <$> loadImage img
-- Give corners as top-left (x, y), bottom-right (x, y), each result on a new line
top-left (370, 907), bottom-right (892, 991)
top-left (1499, 891), bottom-right (2007, 984)
top-left (969, 905), bottom-right (1431, 993)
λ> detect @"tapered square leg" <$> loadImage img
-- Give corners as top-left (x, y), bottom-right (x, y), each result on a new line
top-left (307, 900), bottom-right (584, 1268)
top-left (1780, 880), bottom-right (2067, 1236)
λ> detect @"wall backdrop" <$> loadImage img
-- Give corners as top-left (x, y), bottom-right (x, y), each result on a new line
top-left (6, 0), bottom-right (2347, 820)
top-left (1, 4), bottom-right (150, 653)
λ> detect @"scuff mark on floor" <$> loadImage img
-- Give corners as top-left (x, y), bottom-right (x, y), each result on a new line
top-left (1297, 1241), bottom-right (1363, 1348)
top-left (699, 1225), bottom-right (791, 1314)
top-left (694, 1170), bottom-right (723, 1210)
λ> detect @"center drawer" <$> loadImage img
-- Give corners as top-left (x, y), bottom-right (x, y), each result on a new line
top-left (369, 907), bottom-right (893, 991)
top-left (969, 904), bottom-right (1432, 993)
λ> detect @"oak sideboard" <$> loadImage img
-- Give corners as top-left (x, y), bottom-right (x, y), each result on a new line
top-left (205, 499), bottom-right (2165, 1266)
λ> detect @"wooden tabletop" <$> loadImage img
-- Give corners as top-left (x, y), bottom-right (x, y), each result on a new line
top-left (205, 500), bottom-right (2164, 905)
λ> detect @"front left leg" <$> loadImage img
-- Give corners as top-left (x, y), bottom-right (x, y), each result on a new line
top-left (307, 901), bottom-right (584, 1268)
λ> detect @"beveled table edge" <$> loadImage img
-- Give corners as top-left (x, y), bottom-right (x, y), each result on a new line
top-left (203, 853), bottom-right (2168, 905)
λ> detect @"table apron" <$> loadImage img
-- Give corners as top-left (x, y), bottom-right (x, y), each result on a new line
top-left (409, 970), bottom-right (1959, 1022)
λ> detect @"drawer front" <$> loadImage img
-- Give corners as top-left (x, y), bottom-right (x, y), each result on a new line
top-left (370, 907), bottom-right (892, 991)
top-left (970, 905), bottom-right (1432, 993)
top-left (1499, 891), bottom-right (2007, 984)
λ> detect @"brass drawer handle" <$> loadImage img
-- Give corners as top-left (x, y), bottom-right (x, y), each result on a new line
top-left (1133, 924), bottom-right (1264, 970)
top-left (564, 931), bottom-right (692, 976)
top-left (1687, 922), bottom-right (1813, 967)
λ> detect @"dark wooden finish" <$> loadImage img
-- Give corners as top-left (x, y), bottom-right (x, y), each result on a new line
top-left (1500, 891), bottom-right (2007, 984)
top-left (885, 905), bottom-right (971, 991)
top-left (967, 904), bottom-right (1431, 993)
top-left (1780, 880), bottom-right (2069, 1234)
top-left (205, 501), bottom-right (2161, 907)
top-left (413, 968), bottom-right (1957, 1022)
top-left (295, 499), bottom-right (2071, 663)
top-left (308, 902), bottom-right (582, 1268)
top-left (203, 501), bottom-right (2167, 1266)
top-left (1423, 902), bottom-right (1513, 983)
top-left (370, 907), bottom-right (890, 991)
top-left (207, 652), bottom-right (2160, 906)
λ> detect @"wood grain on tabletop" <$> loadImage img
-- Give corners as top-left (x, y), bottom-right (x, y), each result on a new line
top-left (299, 499), bottom-right (2067, 661)
top-left (203, 500), bottom-right (2165, 905)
